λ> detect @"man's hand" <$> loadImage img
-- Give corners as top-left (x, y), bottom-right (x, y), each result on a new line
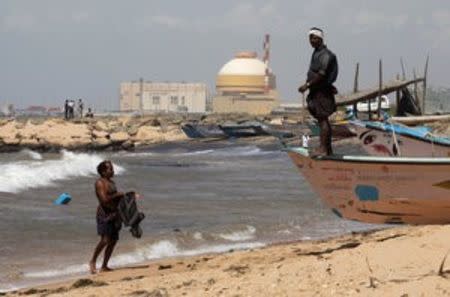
top-left (298, 83), bottom-right (309, 93)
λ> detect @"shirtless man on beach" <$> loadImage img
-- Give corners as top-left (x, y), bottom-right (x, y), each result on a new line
top-left (89, 160), bottom-right (124, 274)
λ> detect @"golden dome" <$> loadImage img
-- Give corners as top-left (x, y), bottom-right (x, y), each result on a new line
top-left (216, 52), bottom-right (272, 94)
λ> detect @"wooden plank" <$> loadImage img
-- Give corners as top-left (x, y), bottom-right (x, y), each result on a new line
top-left (391, 114), bottom-right (450, 125)
top-left (336, 77), bottom-right (424, 107)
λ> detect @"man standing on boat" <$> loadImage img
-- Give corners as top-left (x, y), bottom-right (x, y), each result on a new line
top-left (298, 27), bottom-right (338, 156)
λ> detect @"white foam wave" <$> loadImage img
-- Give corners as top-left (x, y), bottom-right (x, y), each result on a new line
top-left (277, 229), bottom-right (292, 235)
top-left (24, 240), bottom-right (265, 279)
top-left (174, 149), bottom-right (215, 156)
top-left (119, 146), bottom-right (276, 159)
top-left (20, 149), bottom-right (43, 160)
top-left (0, 284), bottom-right (20, 293)
top-left (193, 232), bottom-right (203, 240)
top-left (219, 225), bottom-right (256, 241)
top-left (210, 146), bottom-right (275, 157)
top-left (0, 150), bottom-right (124, 193)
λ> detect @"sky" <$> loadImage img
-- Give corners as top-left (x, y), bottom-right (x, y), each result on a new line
top-left (1, 1), bottom-right (450, 110)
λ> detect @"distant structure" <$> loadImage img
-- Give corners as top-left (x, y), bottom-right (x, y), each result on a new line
top-left (0, 103), bottom-right (15, 117)
top-left (213, 34), bottom-right (280, 115)
top-left (119, 81), bottom-right (208, 113)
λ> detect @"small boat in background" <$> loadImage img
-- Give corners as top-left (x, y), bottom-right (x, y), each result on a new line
top-left (346, 95), bottom-right (391, 113)
top-left (219, 121), bottom-right (270, 138)
top-left (181, 123), bottom-right (226, 139)
top-left (286, 146), bottom-right (450, 224)
top-left (348, 119), bottom-right (450, 157)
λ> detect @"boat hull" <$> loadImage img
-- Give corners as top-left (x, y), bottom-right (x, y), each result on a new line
top-left (287, 147), bottom-right (450, 224)
top-left (181, 124), bottom-right (226, 139)
top-left (220, 125), bottom-right (270, 138)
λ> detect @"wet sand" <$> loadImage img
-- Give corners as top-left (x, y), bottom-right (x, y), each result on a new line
top-left (6, 225), bottom-right (450, 297)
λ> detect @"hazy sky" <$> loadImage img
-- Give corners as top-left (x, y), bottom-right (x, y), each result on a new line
top-left (1, 1), bottom-right (450, 110)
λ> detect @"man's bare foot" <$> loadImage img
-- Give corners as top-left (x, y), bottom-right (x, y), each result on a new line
top-left (89, 261), bottom-right (97, 274)
top-left (100, 267), bottom-right (114, 273)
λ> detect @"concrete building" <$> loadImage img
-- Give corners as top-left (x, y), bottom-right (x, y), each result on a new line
top-left (213, 35), bottom-right (280, 115)
top-left (120, 80), bottom-right (208, 113)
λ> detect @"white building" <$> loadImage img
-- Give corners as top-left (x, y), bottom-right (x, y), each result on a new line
top-left (120, 80), bottom-right (208, 113)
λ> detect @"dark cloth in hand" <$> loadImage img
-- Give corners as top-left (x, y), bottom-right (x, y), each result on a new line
top-left (118, 192), bottom-right (145, 238)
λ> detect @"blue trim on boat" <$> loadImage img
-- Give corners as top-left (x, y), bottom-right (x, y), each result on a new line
top-left (286, 146), bottom-right (450, 164)
top-left (350, 119), bottom-right (450, 147)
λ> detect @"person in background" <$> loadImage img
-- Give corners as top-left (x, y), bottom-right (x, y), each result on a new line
top-left (298, 27), bottom-right (338, 156)
top-left (85, 107), bottom-right (94, 118)
top-left (89, 160), bottom-right (124, 274)
top-left (64, 100), bottom-right (69, 120)
top-left (78, 98), bottom-right (84, 118)
top-left (67, 99), bottom-right (75, 119)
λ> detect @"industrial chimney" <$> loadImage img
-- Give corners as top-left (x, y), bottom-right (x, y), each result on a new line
top-left (263, 34), bottom-right (270, 94)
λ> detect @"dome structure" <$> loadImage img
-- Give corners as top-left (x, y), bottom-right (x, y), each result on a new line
top-left (216, 51), bottom-right (275, 94)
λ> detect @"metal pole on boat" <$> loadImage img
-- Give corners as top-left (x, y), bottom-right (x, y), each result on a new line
top-left (400, 57), bottom-right (406, 80)
top-left (368, 65), bottom-right (372, 121)
top-left (353, 63), bottom-right (359, 118)
top-left (377, 59), bottom-right (383, 120)
top-left (396, 74), bottom-right (400, 115)
top-left (413, 68), bottom-right (419, 107)
top-left (422, 55), bottom-right (429, 115)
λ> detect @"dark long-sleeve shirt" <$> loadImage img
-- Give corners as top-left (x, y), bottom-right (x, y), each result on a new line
top-left (307, 44), bottom-right (338, 91)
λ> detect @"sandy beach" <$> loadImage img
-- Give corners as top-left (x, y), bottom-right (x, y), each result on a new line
top-left (4, 225), bottom-right (450, 297)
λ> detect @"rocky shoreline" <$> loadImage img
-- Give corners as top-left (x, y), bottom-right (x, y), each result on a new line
top-left (0, 113), bottom-right (289, 152)
top-left (1, 113), bottom-right (448, 152)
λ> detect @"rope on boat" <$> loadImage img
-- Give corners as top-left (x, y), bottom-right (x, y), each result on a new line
top-left (387, 119), bottom-right (402, 156)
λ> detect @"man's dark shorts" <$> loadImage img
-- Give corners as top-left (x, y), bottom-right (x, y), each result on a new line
top-left (97, 211), bottom-right (121, 241)
top-left (307, 88), bottom-right (337, 120)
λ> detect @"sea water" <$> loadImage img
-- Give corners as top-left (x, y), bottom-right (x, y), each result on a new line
top-left (0, 140), bottom-right (378, 291)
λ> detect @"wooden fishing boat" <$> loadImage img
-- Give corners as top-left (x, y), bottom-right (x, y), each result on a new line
top-left (348, 119), bottom-right (450, 157)
top-left (286, 146), bottom-right (450, 224)
top-left (219, 121), bottom-right (270, 138)
top-left (181, 123), bottom-right (226, 139)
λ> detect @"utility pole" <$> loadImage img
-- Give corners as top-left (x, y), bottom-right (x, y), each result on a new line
top-left (139, 77), bottom-right (144, 115)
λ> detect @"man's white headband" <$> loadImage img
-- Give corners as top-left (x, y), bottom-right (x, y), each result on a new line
top-left (309, 29), bottom-right (324, 39)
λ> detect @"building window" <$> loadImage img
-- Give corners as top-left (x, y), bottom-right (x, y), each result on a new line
top-left (152, 96), bottom-right (160, 105)
top-left (170, 96), bottom-right (178, 105)
top-left (181, 96), bottom-right (185, 105)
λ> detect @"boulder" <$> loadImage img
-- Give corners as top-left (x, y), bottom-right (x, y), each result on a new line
top-left (91, 137), bottom-right (111, 148)
top-left (110, 131), bottom-right (129, 143)
top-left (133, 126), bottom-right (164, 143)
top-left (95, 121), bottom-right (108, 131)
top-left (92, 130), bottom-right (109, 139)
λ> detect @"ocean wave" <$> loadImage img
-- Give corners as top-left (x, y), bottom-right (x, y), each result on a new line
top-left (20, 149), bottom-right (43, 160)
top-left (0, 150), bottom-right (124, 193)
top-left (218, 225), bottom-right (256, 241)
top-left (173, 149), bottom-right (215, 156)
top-left (122, 146), bottom-right (276, 159)
top-left (193, 232), bottom-right (204, 240)
top-left (23, 240), bottom-right (265, 279)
